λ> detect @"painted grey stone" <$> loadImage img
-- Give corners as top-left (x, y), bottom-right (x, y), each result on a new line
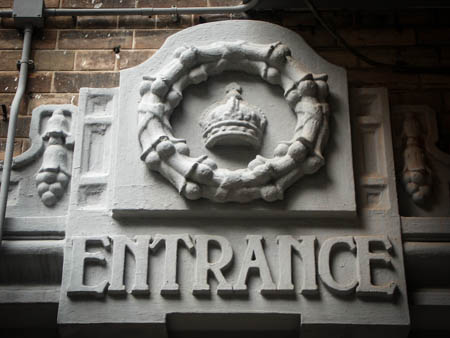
top-left (136, 40), bottom-right (331, 204)
top-left (391, 105), bottom-right (450, 217)
top-left (57, 22), bottom-right (409, 338)
top-left (199, 82), bottom-right (267, 150)
top-left (0, 105), bottom-right (72, 322)
top-left (5, 23), bottom-right (450, 335)
top-left (0, 104), bottom-right (76, 221)
top-left (111, 20), bottom-right (356, 217)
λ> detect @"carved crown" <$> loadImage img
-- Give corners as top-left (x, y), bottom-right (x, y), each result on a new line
top-left (199, 83), bottom-right (267, 149)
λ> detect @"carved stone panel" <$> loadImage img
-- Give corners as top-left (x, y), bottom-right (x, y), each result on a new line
top-left (110, 20), bottom-right (356, 217)
top-left (57, 21), bottom-right (409, 338)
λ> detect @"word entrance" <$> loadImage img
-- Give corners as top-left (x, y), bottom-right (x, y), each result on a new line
top-left (67, 234), bottom-right (396, 300)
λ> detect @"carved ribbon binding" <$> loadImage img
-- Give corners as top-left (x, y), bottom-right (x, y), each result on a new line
top-left (138, 41), bottom-right (330, 203)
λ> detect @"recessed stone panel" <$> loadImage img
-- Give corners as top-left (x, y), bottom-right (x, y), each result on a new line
top-left (111, 20), bottom-right (356, 217)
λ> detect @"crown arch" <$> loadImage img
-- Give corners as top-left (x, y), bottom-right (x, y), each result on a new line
top-left (137, 40), bottom-right (331, 203)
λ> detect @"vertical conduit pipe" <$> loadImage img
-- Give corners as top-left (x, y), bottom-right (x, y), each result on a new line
top-left (0, 24), bottom-right (33, 245)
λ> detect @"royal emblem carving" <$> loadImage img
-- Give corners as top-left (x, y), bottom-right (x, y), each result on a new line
top-left (199, 82), bottom-right (267, 149)
top-left (137, 41), bottom-right (330, 203)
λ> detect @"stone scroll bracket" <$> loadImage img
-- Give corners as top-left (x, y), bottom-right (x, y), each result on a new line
top-left (392, 105), bottom-right (450, 217)
top-left (0, 104), bottom-right (77, 211)
top-left (137, 40), bottom-right (331, 204)
top-left (400, 112), bottom-right (432, 206)
top-left (36, 108), bottom-right (75, 207)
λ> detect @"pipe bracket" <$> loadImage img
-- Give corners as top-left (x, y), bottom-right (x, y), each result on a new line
top-left (16, 59), bottom-right (34, 71)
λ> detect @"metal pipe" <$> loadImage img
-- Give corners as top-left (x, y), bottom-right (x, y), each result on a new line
top-left (45, 0), bottom-right (258, 16)
top-left (1, 1), bottom-right (258, 18)
top-left (0, 24), bottom-right (33, 245)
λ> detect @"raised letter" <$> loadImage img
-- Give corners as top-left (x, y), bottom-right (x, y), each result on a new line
top-left (193, 235), bottom-right (233, 296)
top-left (355, 235), bottom-right (397, 298)
top-left (318, 236), bottom-right (358, 295)
top-left (234, 235), bottom-right (276, 295)
top-left (67, 236), bottom-right (110, 297)
top-left (150, 234), bottom-right (194, 295)
top-left (277, 235), bottom-right (318, 295)
top-left (109, 235), bottom-right (151, 295)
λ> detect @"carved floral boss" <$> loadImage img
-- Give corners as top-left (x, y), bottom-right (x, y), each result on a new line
top-left (138, 41), bottom-right (330, 203)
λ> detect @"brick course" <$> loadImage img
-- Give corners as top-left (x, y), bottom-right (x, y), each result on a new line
top-left (0, 1), bottom-right (449, 156)
top-left (54, 71), bottom-right (119, 92)
top-left (58, 30), bottom-right (133, 49)
top-left (33, 50), bottom-right (75, 71)
top-left (74, 50), bottom-right (116, 71)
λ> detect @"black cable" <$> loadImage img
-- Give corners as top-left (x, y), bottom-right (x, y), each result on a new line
top-left (303, 0), bottom-right (450, 74)
top-left (1, 105), bottom-right (8, 122)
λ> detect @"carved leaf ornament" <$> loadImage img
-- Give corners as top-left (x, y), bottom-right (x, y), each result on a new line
top-left (401, 112), bottom-right (432, 205)
top-left (36, 109), bottom-right (72, 207)
top-left (138, 41), bottom-right (331, 203)
top-left (0, 105), bottom-right (75, 207)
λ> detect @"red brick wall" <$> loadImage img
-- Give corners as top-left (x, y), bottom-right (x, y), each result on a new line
top-left (0, 0), bottom-right (449, 158)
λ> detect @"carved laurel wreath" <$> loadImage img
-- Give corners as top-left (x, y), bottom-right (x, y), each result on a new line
top-left (137, 41), bottom-right (330, 203)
